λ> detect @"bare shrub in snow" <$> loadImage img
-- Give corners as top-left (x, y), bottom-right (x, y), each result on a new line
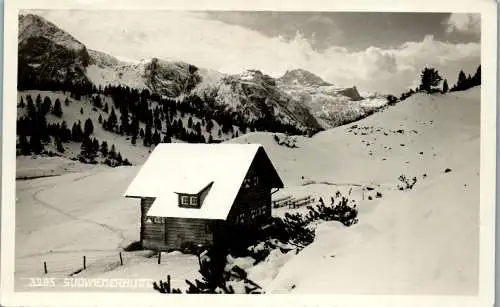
top-left (397, 174), bottom-right (417, 190)
top-left (273, 134), bottom-right (298, 148)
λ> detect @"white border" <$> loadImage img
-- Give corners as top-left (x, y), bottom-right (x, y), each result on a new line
top-left (1, 0), bottom-right (497, 306)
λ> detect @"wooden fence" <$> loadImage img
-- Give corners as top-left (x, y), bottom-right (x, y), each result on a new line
top-left (288, 196), bottom-right (315, 209)
top-left (272, 195), bottom-right (315, 209)
top-left (272, 195), bottom-right (292, 208)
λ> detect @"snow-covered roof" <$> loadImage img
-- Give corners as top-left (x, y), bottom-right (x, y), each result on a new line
top-left (124, 143), bottom-right (283, 220)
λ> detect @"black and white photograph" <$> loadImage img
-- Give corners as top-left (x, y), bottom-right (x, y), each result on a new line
top-left (1, 0), bottom-right (497, 306)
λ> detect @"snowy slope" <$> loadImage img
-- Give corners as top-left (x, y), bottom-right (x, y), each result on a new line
top-left (17, 90), bottom-right (249, 166)
top-left (15, 85), bottom-right (480, 293)
top-left (261, 88), bottom-right (479, 294)
top-left (86, 50), bottom-right (147, 90)
top-left (17, 90), bottom-right (153, 165)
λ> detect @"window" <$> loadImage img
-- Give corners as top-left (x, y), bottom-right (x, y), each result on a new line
top-left (190, 196), bottom-right (198, 205)
top-left (152, 217), bottom-right (165, 224)
top-left (178, 193), bottom-right (202, 208)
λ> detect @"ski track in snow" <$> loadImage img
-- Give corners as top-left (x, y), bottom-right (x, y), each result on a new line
top-left (27, 171), bottom-right (128, 255)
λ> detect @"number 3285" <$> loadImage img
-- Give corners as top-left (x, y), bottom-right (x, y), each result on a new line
top-left (26, 277), bottom-right (56, 288)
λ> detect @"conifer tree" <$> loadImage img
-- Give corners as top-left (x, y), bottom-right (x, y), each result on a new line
top-left (19, 97), bottom-right (25, 108)
top-left (27, 96), bottom-right (37, 120)
top-left (109, 144), bottom-right (117, 159)
top-left (152, 130), bottom-right (161, 145)
top-left (473, 65), bottom-right (481, 85)
top-left (107, 107), bottom-right (118, 130)
top-left (38, 113), bottom-right (50, 143)
top-left (72, 121), bottom-right (84, 142)
top-left (100, 141), bottom-right (109, 157)
top-left (197, 123), bottom-right (204, 136)
top-left (131, 116), bottom-right (140, 137)
top-left (36, 94), bottom-right (42, 107)
top-left (60, 121), bottom-right (70, 142)
top-left (206, 119), bottom-right (214, 133)
top-left (71, 123), bottom-right (78, 142)
top-left (79, 136), bottom-right (96, 162)
top-left (30, 134), bottom-right (43, 154)
top-left (457, 70), bottom-right (467, 90)
top-left (52, 98), bottom-right (63, 117)
top-left (419, 67), bottom-right (442, 93)
top-left (18, 134), bottom-right (30, 155)
top-left (143, 124), bottom-right (152, 146)
top-left (92, 138), bottom-right (100, 153)
top-left (120, 106), bottom-right (129, 135)
top-left (155, 117), bottom-right (162, 131)
top-left (56, 138), bottom-right (65, 153)
top-left (442, 79), bottom-right (449, 93)
top-left (42, 96), bottom-right (52, 116)
top-left (98, 114), bottom-right (103, 124)
top-left (93, 95), bottom-right (102, 108)
top-left (80, 107), bottom-right (84, 115)
top-left (84, 118), bottom-right (94, 136)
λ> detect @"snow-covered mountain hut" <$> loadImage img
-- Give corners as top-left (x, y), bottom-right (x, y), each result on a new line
top-left (124, 143), bottom-right (284, 252)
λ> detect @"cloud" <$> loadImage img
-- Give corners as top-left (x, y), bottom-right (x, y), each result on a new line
top-left (205, 12), bottom-right (344, 51)
top-left (31, 10), bottom-right (480, 94)
top-left (444, 13), bottom-right (481, 35)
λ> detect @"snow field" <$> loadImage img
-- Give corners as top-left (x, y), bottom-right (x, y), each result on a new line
top-left (15, 87), bottom-right (480, 294)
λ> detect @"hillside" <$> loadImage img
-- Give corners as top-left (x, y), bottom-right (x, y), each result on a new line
top-left (16, 90), bottom-right (254, 168)
top-left (15, 87), bottom-right (480, 294)
top-left (255, 87), bottom-right (479, 294)
top-left (17, 12), bottom-right (395, 153)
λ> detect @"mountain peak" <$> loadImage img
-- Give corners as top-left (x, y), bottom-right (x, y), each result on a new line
top-left (19, 13), bottom-right (85, 51)
top-left (278, 69), bottom-right (332, 87)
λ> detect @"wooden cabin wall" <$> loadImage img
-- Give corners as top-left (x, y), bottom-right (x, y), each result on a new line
top-left (164, 218), bottom-right (214, 250)
top-left (140, 197), bottom-right (168, 250)
top-left (140, 197), bottom-right (215, 251)
top-left (226, 158), bottom-right (272, 226)
top-left (227, 186), bottom-right (271, 225)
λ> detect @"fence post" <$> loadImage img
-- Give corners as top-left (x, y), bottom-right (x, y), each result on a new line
top-left (119, 252), bottom-right (123, 266)
top-left (83, 256), bottom-right (86, 270)
top-left (43, 261), bottom-right (47, 274)
top-left (158, 252), bottom-right (161, 264)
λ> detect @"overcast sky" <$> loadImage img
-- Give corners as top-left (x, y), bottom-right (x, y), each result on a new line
top-left (28, 10), bottom-right (481, 94)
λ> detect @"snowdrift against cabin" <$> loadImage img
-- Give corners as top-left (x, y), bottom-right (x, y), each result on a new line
top-left (124, 143), bottom-right (283, 220)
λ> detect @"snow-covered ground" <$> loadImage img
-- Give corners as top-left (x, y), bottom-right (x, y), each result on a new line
top-left (15, 87), bottom-right (480, 294)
